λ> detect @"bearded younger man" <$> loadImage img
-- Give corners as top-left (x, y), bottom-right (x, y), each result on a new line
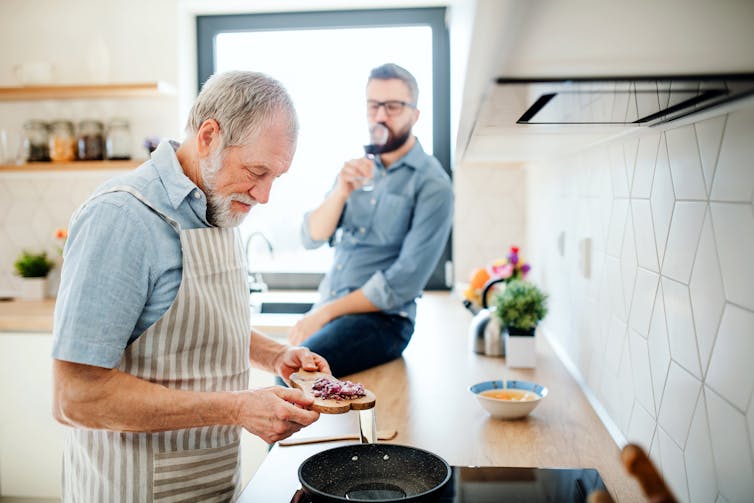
top-left (288, 63), bottom-right (454, 377)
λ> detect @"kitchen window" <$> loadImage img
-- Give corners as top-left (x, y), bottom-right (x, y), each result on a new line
top-left (197, 8), bottom-right (451, 289)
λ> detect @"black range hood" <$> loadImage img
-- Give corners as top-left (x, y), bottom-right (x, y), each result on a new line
top-left (498, 74), bottom-right (754, 126)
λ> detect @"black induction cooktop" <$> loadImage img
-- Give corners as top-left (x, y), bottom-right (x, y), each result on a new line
top-left (291, 466), bottom-right (608, 502)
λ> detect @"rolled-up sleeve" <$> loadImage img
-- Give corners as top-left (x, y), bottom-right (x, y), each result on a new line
top-left (361, 174), bottom-right (453, 311)
top-left (300, 210), bottom-right (329, 249)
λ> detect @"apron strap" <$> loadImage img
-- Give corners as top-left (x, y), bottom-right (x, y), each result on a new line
top-left (77, 185), bottom-right (182, 232)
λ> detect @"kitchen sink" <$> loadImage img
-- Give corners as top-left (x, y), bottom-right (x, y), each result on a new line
top-left (258, 301), bottom-right (313, 314)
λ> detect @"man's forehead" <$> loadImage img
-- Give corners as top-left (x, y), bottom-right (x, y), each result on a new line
top-left (366, 79), bottom-right (411, 99)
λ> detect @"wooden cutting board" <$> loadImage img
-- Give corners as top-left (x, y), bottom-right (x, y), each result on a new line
top-left (290, 370), bottom-right (376, 414)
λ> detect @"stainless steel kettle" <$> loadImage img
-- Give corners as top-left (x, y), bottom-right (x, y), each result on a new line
top-left (463, 277), bottom-right (507, 356)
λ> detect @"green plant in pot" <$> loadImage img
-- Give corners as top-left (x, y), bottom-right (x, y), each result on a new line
top-left (492, 280), bottom-right (548, 368)
top-left (14, 250), bottom-right (54, 300)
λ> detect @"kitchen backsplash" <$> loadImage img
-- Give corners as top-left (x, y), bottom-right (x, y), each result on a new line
top-left (0, 171), bottom-right (124, 297)
top-left (528, 102), bottom-right (754, 503)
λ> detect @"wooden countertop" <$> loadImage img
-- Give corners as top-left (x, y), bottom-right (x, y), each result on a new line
top-left (239, 292), bottom-right (644, 502)
top-left (0, 298), bottom-right (56, 332)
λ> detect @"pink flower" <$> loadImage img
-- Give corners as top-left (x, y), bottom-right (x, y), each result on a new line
top-left (490, 262), bottom-right (514, 279)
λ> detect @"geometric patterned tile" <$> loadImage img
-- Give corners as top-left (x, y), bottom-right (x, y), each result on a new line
top-left (651, 135), bottom-right (675, 267)
top-left (689, 209), bottom-right (726, 374)
top-left (631, 132), bottom-right (660, 199)
top-left (630, 267), bottom-right (659, 337)
top-left (629, 328), bottom-right (656, 416)
top-left (666, 123), bottom-right (707, 200)
top-left (748, 397), bottom-right (754, 472)
top-left (627, 400), bottom-right (657, 450)
top-left (606, 256), bottom-right (627, 322)
top-left (662, 277), bottom-right (702, 379)
top-left (607, 198), bottom-right (629, 258)
top-left (694, 114), bottom-right (727, 197)
top-left (621, 211), bottom-right (638, 318)
top-left (609, 143), bottom-right (630, 198)
top-left (684, 392), bottom-right (717, 503)
top-left (710, 107), bottom-right (754, 202)
top-left (705, 304), bottom-right (754, 412)
top-left (658, 361), bottom-right (701, 448)
top-left (657, 425), bottom-right (691, 503)
top-left (631, 199), bottom-right (659, 272)
top-left (710, 202), bottom-right (754, 311)
top-left (706, 386), bottom-right (754, 503)
top-left (662, 201), bottom-right (706, 284)
top-left (624, 138), bottom-right (640, 194)
top-left (648, 285), bottom-right (672, 416)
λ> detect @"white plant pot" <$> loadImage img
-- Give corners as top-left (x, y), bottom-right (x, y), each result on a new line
top-left (18, 277), bottom-right (48, 300)
top-left (504, 327), bottom-right (537, 368)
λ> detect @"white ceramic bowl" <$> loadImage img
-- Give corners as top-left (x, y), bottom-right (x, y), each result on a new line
top-left (469, 380), bottom-right (548, 419)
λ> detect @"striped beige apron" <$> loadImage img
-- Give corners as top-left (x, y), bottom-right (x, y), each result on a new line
top-left (62, 186), bottom-right (250, 502)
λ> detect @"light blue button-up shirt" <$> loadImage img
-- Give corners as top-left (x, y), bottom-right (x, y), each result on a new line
top-left (52, 140), bottom-right (211, 368)
top-left (301, 140), bottom-right (453, 322)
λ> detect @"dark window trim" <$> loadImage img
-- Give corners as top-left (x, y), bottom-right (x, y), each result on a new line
top-left (196, 8), bottom-right (452, 290)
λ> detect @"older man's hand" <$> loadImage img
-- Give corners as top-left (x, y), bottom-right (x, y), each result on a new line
top-left (234, 386), bottom-right (320, 443)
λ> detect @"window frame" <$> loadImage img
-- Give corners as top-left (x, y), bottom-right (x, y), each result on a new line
top-left (196, 8), bottom-right (452, 290)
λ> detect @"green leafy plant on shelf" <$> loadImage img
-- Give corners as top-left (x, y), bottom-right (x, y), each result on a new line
top-left (492, 279), bottom-right (548, 333)
top-left (14, 250), bottom-right (55, 278)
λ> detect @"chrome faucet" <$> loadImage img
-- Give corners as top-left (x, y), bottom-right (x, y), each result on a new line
top-left (244, 231), bottom-right (274, 293)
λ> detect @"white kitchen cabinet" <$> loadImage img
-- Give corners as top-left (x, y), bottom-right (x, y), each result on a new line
top-left (0, 332), bottom-right (64, 499)
top-left (0, 332), bottom-right (276, 498)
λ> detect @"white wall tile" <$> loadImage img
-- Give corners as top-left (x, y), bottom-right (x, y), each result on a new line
top-left (662, 277), bottom-right (702, 378)
top-left (651, 135), bottom-right (675, 266)
top-left (648, 285), bottom-right (672, 416)
top-left (694, 114), bottom-right (727, 197)
top-left (630, 268), bottom-right (659, 337)
top-left (710, 203), bottom-right (754, 311)
top-left (689, 209), bottom-right (726, 375)
top-left (629, 329), bottom-right (656, 415)
top-left (624, 138), bottom-right (639, 193)
top-left (631, 132), bottom-right (660, 199)
top-left (666, 124), bottom-right (707, 200)
top-left (628, 402), bottom-right (656, 450)
top-left (705, 304), bottom-right (754, 412)
top-left (606, 198), bottom-right (629, 258)
top-left (684, 393), bottom-right (717, 503)
top-left (606, 256), bottom-right (626, 321)
top-left (662, 201), bottom-right (706, 283)
top-left (711, 107), bottom-right (754, 202)
top-left (631, 199), bottom-right (659, 272)
top-left (658, 362), bottom-right (701, 448)
top-left (657, 426), bottom-right (691, 503)
top-left (609, 143), bottom-right (629, 198)
top-left (621, 212), bottom-right (638, 317)
top-left (706, 387), bottom-right (754, 503)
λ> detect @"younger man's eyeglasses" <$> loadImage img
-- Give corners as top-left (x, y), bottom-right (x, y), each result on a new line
top-left (366, 100), bottom-right (416, 116)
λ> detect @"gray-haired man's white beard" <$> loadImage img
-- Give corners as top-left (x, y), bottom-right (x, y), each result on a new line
top-left (201, 150), bottom-right (256, 228)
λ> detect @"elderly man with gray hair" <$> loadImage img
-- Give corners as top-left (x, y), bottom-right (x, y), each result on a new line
top-left (51, 71), bottom-right (330, 502)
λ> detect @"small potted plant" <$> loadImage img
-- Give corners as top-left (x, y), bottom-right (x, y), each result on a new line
top-left (13, 250), bottom-right (54, 300)
top-left (492, 280), bottom-right (548, 367)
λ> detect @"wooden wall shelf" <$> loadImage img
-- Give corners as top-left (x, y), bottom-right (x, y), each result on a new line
top-left (0, 82), bottom-right (175, 101)
top-left (0, 160), bottom-right (140, 172)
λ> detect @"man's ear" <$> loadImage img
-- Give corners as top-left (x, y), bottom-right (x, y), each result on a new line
top-left (196, 119), bottom-right (221, 157)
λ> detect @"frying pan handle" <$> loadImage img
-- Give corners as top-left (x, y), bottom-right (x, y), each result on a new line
top-left (621, 444), bottom-right (678, 503)
top-left (481, 277), bottom-right (508, 309)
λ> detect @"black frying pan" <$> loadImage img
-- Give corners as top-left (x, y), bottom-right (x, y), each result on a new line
top-left (298, 444), bottom-right (451, 502)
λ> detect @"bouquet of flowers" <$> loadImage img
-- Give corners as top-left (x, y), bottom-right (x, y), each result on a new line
top-left (463, 246), bottom-right (531, 307)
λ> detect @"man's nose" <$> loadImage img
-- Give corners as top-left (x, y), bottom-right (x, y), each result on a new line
top-left (250, 178), bottom-right (273, 204)
top-left (373, 104), bottom-right (389, 122)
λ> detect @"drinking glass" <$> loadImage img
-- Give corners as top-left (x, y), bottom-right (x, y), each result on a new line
top-left (356, 123), bottom-right (388, 191)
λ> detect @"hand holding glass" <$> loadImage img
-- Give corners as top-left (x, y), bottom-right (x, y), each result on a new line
top-left (355, 123), bottom-right (389, 191)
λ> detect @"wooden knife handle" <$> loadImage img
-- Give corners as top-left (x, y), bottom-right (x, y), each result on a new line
top-left (621, 444), bottom-right (678, 503)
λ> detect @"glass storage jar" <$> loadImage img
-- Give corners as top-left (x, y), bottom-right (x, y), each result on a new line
top-left (22, 120), bottom-right (50, 162)
top-left (106, 118), bottom-right (132, 160)
top-left (49, 120), bottom-right (77, 162)
top-left (77, 120), bottom-right (105, 160)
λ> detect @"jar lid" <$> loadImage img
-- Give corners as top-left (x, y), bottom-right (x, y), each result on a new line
top-left (23, 119), bottom-right (48, 128)
top-left (108, 118), bottom-right (130, 127)
top-left (50, 119), bottom-right (74, 128)
top-left (78, 119), bottom-right (104, 128)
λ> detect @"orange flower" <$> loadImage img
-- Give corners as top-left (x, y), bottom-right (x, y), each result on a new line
top-left (55, 228), bottom-right (68, 240)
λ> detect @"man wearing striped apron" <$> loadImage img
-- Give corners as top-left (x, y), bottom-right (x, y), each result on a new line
top-left (51, 71), bottom-right (330, 502)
